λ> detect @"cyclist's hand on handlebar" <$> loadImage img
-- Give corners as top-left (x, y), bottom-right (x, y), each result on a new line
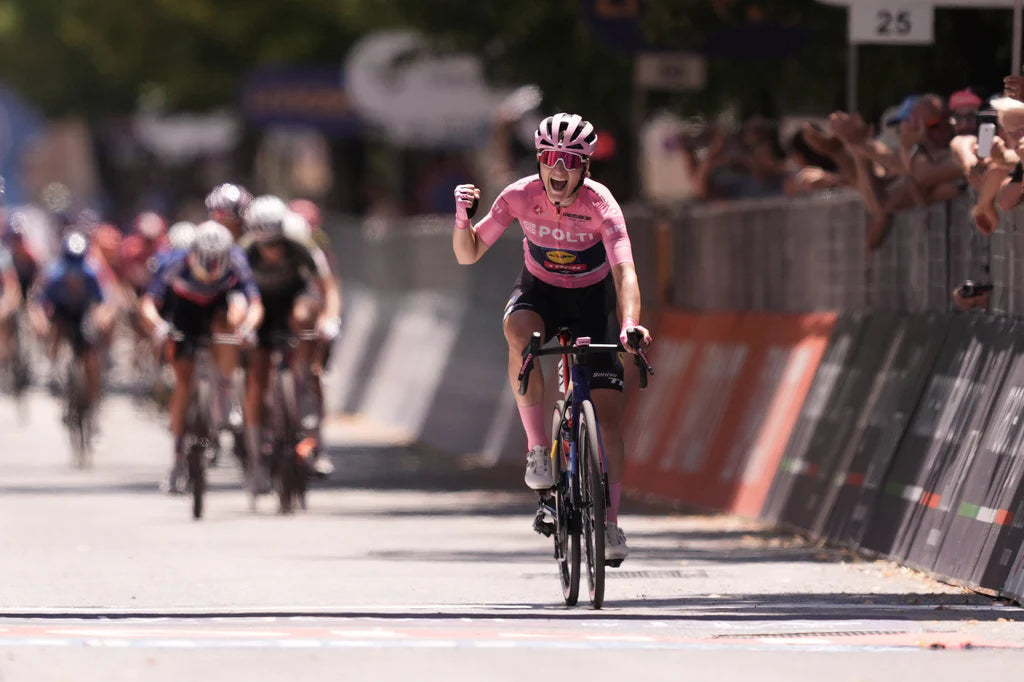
top-left (150, 320), bottom-right (171, 347)
top-left (316, 315), bottom-right (341, 341)
top-left (619, 321), bottom-right (652, 353)
top-left (233, 322), bottom-right (258, 346)
top-left (454, 184), bottom-right (481, 223)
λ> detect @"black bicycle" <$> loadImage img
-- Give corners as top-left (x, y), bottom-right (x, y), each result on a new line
top-left (519, 329), bottom-right (652, 609)
top-left (170, 330), bottom-right (243, 520)
top-left (63, 346), bottom-right (93, 469)
top-left (255, 329), bottom-right (319, 515)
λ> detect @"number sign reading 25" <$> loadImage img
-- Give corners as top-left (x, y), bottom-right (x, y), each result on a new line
top-left (849, 3), bottom-right (934, 45)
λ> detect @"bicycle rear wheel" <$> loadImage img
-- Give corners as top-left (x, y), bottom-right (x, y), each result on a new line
top-left (579, 400), bottom-right (606, 609)
top-left (551, 400), bottom-right (580, 606)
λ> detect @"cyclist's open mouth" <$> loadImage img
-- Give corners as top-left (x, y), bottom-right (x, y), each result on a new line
top-left (549, 178), bottom-right (568, 192)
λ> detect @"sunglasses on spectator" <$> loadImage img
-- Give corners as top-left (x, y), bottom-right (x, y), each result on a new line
top-left (538, 149), bottom-right (585, 171)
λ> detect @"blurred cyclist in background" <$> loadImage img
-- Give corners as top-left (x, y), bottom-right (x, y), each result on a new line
top-left (120, 211), bottom-right (168, 299)
top-left (0, 240), bottom-right (22, 370)
top-left (240, 196), bottom-right (340, 482)
top-left (165, 221), bottom-right (197, 254)
top-left (139, 221), bottom-right (263, 493)
top-left (29, 231), bottom-right (116, 413)
top-left (288, 198), bottom-right (342, 474)
top-left (206, 183), bottom-right (253, 241)
top-left (2, 212), bottom-right (41, 301)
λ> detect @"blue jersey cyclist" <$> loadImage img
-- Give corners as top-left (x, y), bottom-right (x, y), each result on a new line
top-left (0, 244), bottom-right (22, 369)
top-left (28, 231), bottom-right (116, 412)
top-left (139, 221), bottom-right (264, 494)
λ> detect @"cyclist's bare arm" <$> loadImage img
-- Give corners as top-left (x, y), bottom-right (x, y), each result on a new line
top-left (317, 273), bottom-right (341, 321)
top-left (138, 294), bottom-right (164, 334)
top-left (235, 296), bottom-right (263, 336)
top-left (452, 184), bottom-right (492, 265)
top-left (0, 267), bottom-right (20, 316)
top-left (611, 262), bottom-right (652, 350)
top-left (27, 301), bottom-right (49, 337)
top-left (611, 262), bottom-right (641, 326)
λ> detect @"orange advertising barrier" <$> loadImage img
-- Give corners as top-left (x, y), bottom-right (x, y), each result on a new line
top-left (624, 310), bottom-right (836, 516)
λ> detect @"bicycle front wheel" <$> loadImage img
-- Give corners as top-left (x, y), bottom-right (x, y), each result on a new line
top-left (187, 376), bottom-right (211, 520)
top-left (579, 400), bottom-right (606, 609)
top-left (67, 359), bottom-right (91, 469)
top-left (551, 400), bottom-right (580, 606)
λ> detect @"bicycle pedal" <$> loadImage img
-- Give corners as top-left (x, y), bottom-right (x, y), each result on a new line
top-left (532, 510), bottom-right (554, 537)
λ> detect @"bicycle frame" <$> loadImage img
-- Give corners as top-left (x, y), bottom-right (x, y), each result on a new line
top-left (555, 333), bottom-right (609, 496)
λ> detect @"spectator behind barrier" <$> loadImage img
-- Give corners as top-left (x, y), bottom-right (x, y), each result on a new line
top-left (692, 117), bottom-right (788, 201)
top-left (782, 125), bottom-right (847, 196)
top-left (951, 95), bottom-right (1019, 235)
top-left (830, 94), bottom-right (963, 250)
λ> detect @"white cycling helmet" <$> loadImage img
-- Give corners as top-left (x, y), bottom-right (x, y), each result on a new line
top-left (534, 113), bottom-right (598, 157)
top-left (243, 195), bottom-right (288, 242)
top-left (167, 221), bottom-right (196, 251)
top-left (283, 210), bottom-right (311, 242)
top-left (189, 220), bottom-right (232, 281)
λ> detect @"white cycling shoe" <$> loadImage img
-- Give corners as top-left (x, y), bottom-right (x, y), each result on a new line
top-left (605, 522), bottom-right (630, 562)
top-left (524, 445), bottom-right (556, 490)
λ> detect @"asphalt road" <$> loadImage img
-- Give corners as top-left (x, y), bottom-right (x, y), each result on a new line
top-left (2, 386), bottom-right (1024, 681)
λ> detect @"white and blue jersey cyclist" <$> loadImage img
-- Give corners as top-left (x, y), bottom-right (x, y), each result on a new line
top-left (139, 221), bottom-right (264, 494)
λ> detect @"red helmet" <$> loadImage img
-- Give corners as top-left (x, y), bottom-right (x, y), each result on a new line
top-left (288, 199), bottom-right (321, 231)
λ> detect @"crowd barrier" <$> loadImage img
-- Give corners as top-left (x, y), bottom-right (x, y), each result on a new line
top-left (627, 308), bottom-right (1024, 602)
top-left (622, 310), bottom-right (835, 516)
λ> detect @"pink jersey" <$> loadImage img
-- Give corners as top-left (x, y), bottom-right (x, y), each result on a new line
top-left (474, 176), bottom-right (633, 289)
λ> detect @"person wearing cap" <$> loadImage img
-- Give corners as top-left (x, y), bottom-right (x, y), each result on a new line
top-left (899, 94), bottom-right (962, 201)
top-left (949, 88), bottom-right (984, 137)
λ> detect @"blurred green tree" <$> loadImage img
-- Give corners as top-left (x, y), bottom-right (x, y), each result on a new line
top-left (0, 0), bottom-right (1016, 128)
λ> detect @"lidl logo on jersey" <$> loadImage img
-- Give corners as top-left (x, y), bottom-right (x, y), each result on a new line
top-left (546, 250), bottom-right (577, 265)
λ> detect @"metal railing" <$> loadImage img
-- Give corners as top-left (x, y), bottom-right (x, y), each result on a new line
top-left (324, 187), bottom-right (1007, 319)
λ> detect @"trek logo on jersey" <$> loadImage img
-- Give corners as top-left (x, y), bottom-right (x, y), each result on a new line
top-left (533, 205), bottom-right (545, 215)
top-left (536, 225), bottom-right (597, 244)
top-left (546, 250), bottom-right (577, 265)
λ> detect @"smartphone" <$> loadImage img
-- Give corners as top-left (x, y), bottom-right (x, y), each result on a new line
top-left (977, 111), bottom-right (998, 158)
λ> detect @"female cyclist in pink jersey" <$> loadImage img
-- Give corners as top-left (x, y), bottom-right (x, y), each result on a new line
top-left (452, 112), bottom-right (652, 562)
